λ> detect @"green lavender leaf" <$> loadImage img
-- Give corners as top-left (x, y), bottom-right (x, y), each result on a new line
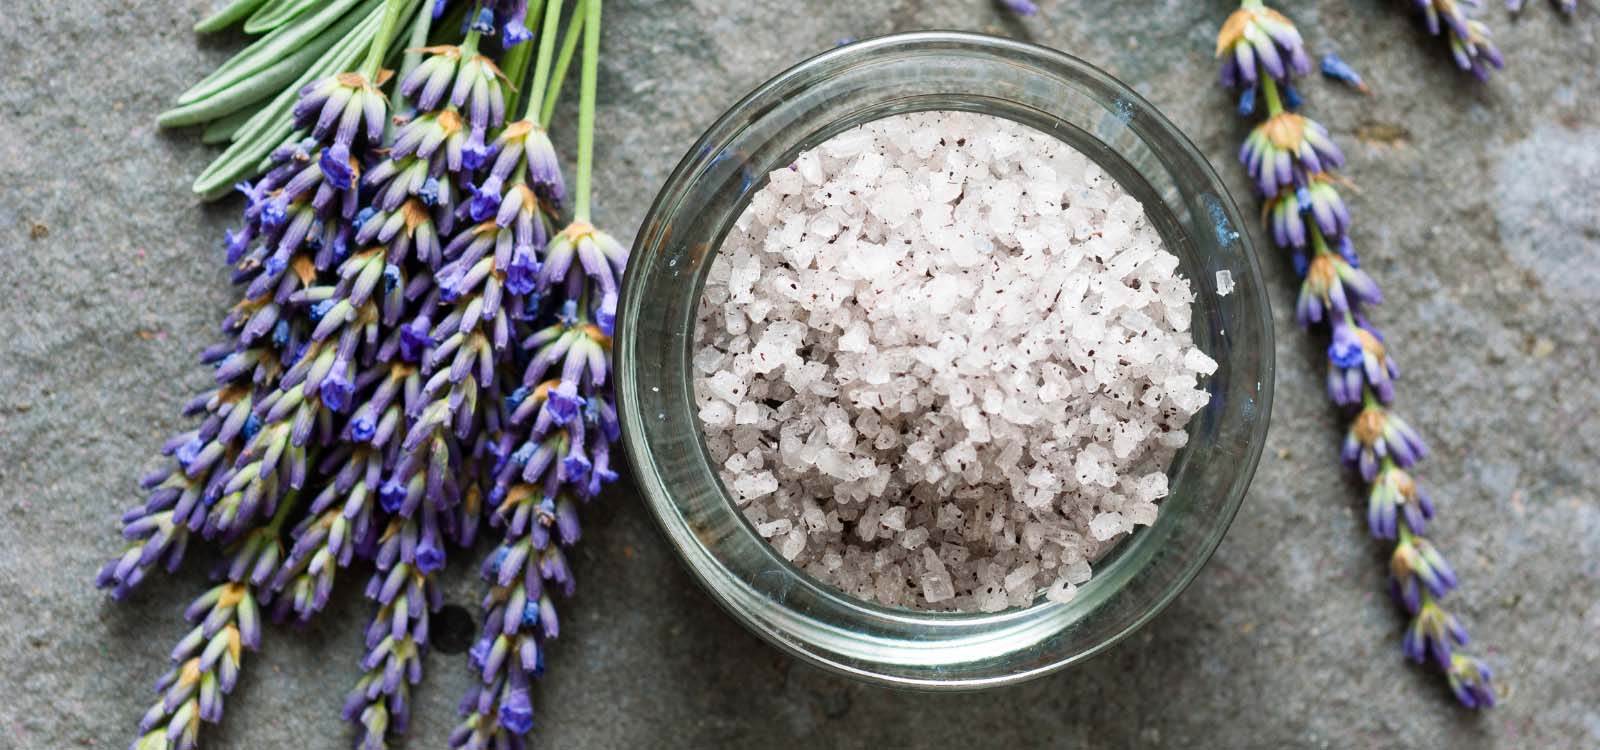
top-left (161, 0), bottom-right (377, 127)
top-left (176, 0), bottom-right (366, 106)
top-left (430, 1), bottom-right (468, 45)
top-left (243, 0), bottom-right (322, 35)
top-left (159, 70), bottom-right (278, 128)
top-left (192, 0), bottom-right (420, 198)
top-left (194, 0), bottom-right (270, 34)
top-left (200, 105), bottom-right (262, 144)
top-left (192, 7), bottom-right (379, 196)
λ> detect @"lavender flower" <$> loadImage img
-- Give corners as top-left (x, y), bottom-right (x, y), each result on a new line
top-left (1319, 53), bottom-right (1369, 94)
top-left (1368, 462), bottom-right (1435, 539)
top-left (1326, 315), bottom-right (1398, 406)
top-left (538, 224), bottom-right (629, 334)
top-left (1404, 594), bottom-right (1469, 667)
top-left (1391, 526), bottom-right (1459, 613)
top-left (294, 72), bottom-right (391, 152)
top-left (1344, 401), bottom-right (1429, 480)
top-left (1238, 113), bottom-right (1344, 196)
top-left (1217, 0), bottom-right (1495, 708)
top-left (1295, 251), bottom-right (1381, 326)
top-left (452, 2), bottom-right (623, 745)
top-left (1000, 0), bottom-right (1040, 15)
top-left (1401, 0), bottom-right (1506, 81)
top-left (484, 0), bottom-right (535, 45)
top-left (343, 514), bottom-right (445, 748)
top-left (1448, 654), bottom-right (1497, 708)
top-left (1216, 0), bottom-right (1312, 90)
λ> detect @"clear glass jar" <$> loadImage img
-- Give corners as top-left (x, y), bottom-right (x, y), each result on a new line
top-left (614, 31), bottom-right (1274, 689)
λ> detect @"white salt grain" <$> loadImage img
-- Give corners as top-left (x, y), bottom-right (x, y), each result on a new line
top-left (1215, 270), bottom-right (1234, 297)
top-left (696, 112), bottom-right (1213, 611)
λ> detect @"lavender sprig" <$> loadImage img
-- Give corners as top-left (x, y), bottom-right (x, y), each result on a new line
top-left (449, 0), bottom-right (625, 745)
top-left (1217, 0), bottom-right (1496, 708)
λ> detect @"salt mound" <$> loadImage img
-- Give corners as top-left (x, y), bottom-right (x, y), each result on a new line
top-left (694, 111), bottom-right (1215, 611)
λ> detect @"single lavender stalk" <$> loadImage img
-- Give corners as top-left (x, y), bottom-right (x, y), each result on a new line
top-left (1217, 0), bottom-right (1496, 708)
top-left (331, 22), bottom-right (517, 745)
top-left (1397, 0), bottom-right (1506, 80)
top-left (450, 1), bottom-right (624, 745)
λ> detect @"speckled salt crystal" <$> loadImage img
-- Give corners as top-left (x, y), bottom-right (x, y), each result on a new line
top-left (1089, 512), bottom-right (1127, 542)
top-left (1046, 579), bottom-right (1079, 604)
top-left (1215, 270), bottom-right (1234, 296)
top-left (696, 112), bottom-right (1213, 611)
top-left (756, 518), bottom-right (792, 538)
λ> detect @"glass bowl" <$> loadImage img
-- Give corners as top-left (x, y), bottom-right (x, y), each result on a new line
top-left (614, 31), bottom-right (1274, 690)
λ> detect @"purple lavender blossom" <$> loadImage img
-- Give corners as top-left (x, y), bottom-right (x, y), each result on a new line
top-left (1295, 252), bottom-right (1381, 327)
top-left (1239, 113), bottom-right (1344, 196)
top-left (131, 583), bottom-right (260, 750)
top-left (1368, 463), bottom-right (1435, 540)
top-left (1343, 402), bottom-right (1429, 481)
top-left (1319, 53), bottom-right (1369, 93)
top-left (1326, 317), bottom-right (1398, 406)
top-left (483, 0), bottom-right (534, 45)
top-left (1216, 1), bottom-right (1312, 90)
top-left (293, 73), bottom-right (389, 151)
top-left (1404, 0), bottom-right (1506, 81)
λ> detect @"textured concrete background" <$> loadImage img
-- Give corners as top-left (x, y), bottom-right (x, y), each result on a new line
top-left (2, 0), bottom-right (1597, 748)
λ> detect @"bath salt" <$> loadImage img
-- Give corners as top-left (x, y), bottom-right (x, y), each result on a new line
top-left (1215, 270), bottom-right (1235, 297)
top-left (694, 111), bottom-right (1214, 611)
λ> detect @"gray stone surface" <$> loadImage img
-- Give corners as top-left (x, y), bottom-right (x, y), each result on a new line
top-left (2, 1), bottom-right (1597, 748)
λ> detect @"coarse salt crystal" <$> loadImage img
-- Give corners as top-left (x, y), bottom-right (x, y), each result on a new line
top-left (1215, 270), bottom-right (1234, 296)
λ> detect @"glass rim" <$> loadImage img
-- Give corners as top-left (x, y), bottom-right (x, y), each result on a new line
top-left (615, 30), bottom-right (1275, 689)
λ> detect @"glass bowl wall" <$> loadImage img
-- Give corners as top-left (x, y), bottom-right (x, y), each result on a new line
top-left (615, 31), bottom-right (1274, 689)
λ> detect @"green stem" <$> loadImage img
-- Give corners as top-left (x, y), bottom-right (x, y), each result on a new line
top-left (539, 0), bottom-right (586, 128)
top-left (461, 26), bottom-right (484, 57)
top-left (1260, 75), bottom-right (1285, 117)
top-left (1361, 388), bottom-right (1382, 411)
top-left (500, 28), bottom-right (536, 115)
top-left (525, 0), bottom-right (566, 120)
top-left (389, 4), bottom-right (436, 133)
top-left (266, 489), bottom-right (304, 536)
top-left (1308, 221), bottom-right (1332, 256)
top-left (573, 0), bottom-right (600, 222)
top-left (360, 0), bottom-right (413, 79)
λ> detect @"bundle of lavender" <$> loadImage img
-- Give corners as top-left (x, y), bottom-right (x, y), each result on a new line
top-left (1216, 0), bottom-right (1496, 708)
top-left (97, 1), bottom-right (626, 748)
